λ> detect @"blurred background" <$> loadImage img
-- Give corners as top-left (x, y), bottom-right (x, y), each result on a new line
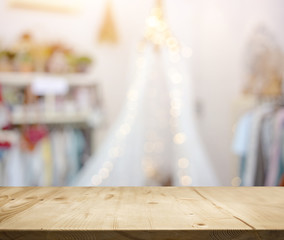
top-left (0, 0), bottom-right (283, 187)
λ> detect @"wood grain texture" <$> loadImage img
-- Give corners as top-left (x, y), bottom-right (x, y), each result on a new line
top-left (0, 187), bottom-right (283, 239)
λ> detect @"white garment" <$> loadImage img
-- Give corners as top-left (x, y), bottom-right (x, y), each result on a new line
top-left (3, 134), bottom-right (25, 186)
top-left (233, 112), bottom-right (253, 158)
top-left (51, 130), bottom-right (67, 186)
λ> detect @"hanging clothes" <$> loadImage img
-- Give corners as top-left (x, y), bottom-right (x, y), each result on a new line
top-left (65, 128), bottom-right (85, 184)
top-left (233, 101), bottom-right (284, 186)
top-left (265, 109), bottom-right (284, 186)
top-left (254, 112), bottom-right (274, 186)
top-left (42, 136), bottom-right (53, 186)
top-left (278, 127), bottom-right (284, 185)
top-left (51, 129), bottom-right (67, 186)
top-left (232, 112), bottom-right (253, 184)
top-left (244, 103), bottom-right (273, 186)
top-left (1, 127), bottom-right (88, 186)
top-left (2, 133), bottom-right (25, 186)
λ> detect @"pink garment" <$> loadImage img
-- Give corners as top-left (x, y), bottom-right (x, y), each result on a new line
top-left (265, 109), bottom-right (284, 186)
top-left (21, 125), bottom-right (48, 151)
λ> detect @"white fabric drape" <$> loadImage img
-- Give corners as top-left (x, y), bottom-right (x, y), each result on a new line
top-left (72, 45), bottom-right (219, 186)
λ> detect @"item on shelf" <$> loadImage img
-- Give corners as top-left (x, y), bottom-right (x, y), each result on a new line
top-left (75, 56), bottom-right (93, 73)
top-left (1, 83), bottom-right (101, 126)
top-left (0, 141), bottom-right (11, 149)
top-left (0, 84), bottom-right (11, 129)
top-left (0, 105), bottom-right (10, 129)
top-left (46, 44), bottom-right (69, 74)
top-left (243, 26), bottom-right (283, 98)
top-left (12, 33), bottom-right (35, 72)
top-left (0, 51), bottom-right (15, 72)
top-left (0, 32), bottom-right (94, 73)
top-left (97, 0), bottom-right (118, 44)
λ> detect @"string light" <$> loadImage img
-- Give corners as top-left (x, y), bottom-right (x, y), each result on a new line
top-left (180, 175), bottom-right (192, 186)
top-left (171, 73), bottom-right (183, 84)
top-left (90, 44), bottom-right (149, 186)
top-left (103, 161), bottom-right (113, 171)
top-left (142, 158), bottom-right (157, 178)
top-left (91, 175), bottom-right (102, 186)
top-left (178, 158), bottom-right (190, 169)
top-left (231, 177), bottom-right (241, 186)
top-left (168, 50), bottom-right (192, 185)
top-left (99, 168), bottom-right (110, 179)
top-left (91, 0), bottom-right (193, 186)
top-left (143, 0), bottom-right (193, 186)
top-left (173, 133), bottom-right (186, 144)
top-left (143, 0), bottom-right (180, 53)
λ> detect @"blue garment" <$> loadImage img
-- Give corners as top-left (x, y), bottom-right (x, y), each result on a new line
top-left (0, 149), bottom-right (5, 160)
top-left (233, 112), bottom-right (253, 157)
top-left (65, 128), bottom-right (85, 184)
top-left (232, 112), bottom-right (253, 185)
top-left (5, 145), bottom-right (25, 186)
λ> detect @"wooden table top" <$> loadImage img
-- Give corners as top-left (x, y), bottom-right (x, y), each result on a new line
top-left (0, 187), bottom-right (283, 239)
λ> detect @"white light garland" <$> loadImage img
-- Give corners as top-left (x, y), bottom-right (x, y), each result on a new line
top-left (90, 55), bottom-right (149, 186)
top-left (167, 42), bottom-right (194, 186)
top-left (89, 0), bottom-right (194, 186)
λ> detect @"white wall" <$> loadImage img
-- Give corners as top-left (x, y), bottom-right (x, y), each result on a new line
top-left (0, 0), bottom-right (283, 185)
top-left (190, 0), bottom-right (284, 185)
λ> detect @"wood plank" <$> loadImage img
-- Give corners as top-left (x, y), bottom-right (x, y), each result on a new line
top-left (197, 187), bottom-right (284, 230)
top-left (0, 187), bottom-right (283, 239)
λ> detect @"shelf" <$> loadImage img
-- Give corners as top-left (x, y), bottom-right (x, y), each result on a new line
top-left (11, 111), bottom-right (102, 126)
top-left (0, 187), bottom-right (283, 239)
top-left (0, 72), bottom-right (97, 87)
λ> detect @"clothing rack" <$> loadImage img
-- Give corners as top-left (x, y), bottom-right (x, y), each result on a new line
top-left (0, 72), bottom-right (104, 186)
top-left (232, 26), bottom-right (284, 186)
top-left (0, 72), bottom-right (103, 152)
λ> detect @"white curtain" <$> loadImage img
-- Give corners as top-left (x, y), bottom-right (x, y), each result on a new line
top-left (72, 45), bottom-right (220, 186)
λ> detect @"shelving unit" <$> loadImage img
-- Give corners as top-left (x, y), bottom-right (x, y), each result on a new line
top-left (0, 72), bottom-right (98, 87)
top-left (11, 112), bottom-right (91, 125)
top-left (0, 72), bottom-right (103, 153)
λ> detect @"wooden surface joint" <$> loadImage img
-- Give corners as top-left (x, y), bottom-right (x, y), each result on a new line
top-left (193, 188), bottom-right (264, 240)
